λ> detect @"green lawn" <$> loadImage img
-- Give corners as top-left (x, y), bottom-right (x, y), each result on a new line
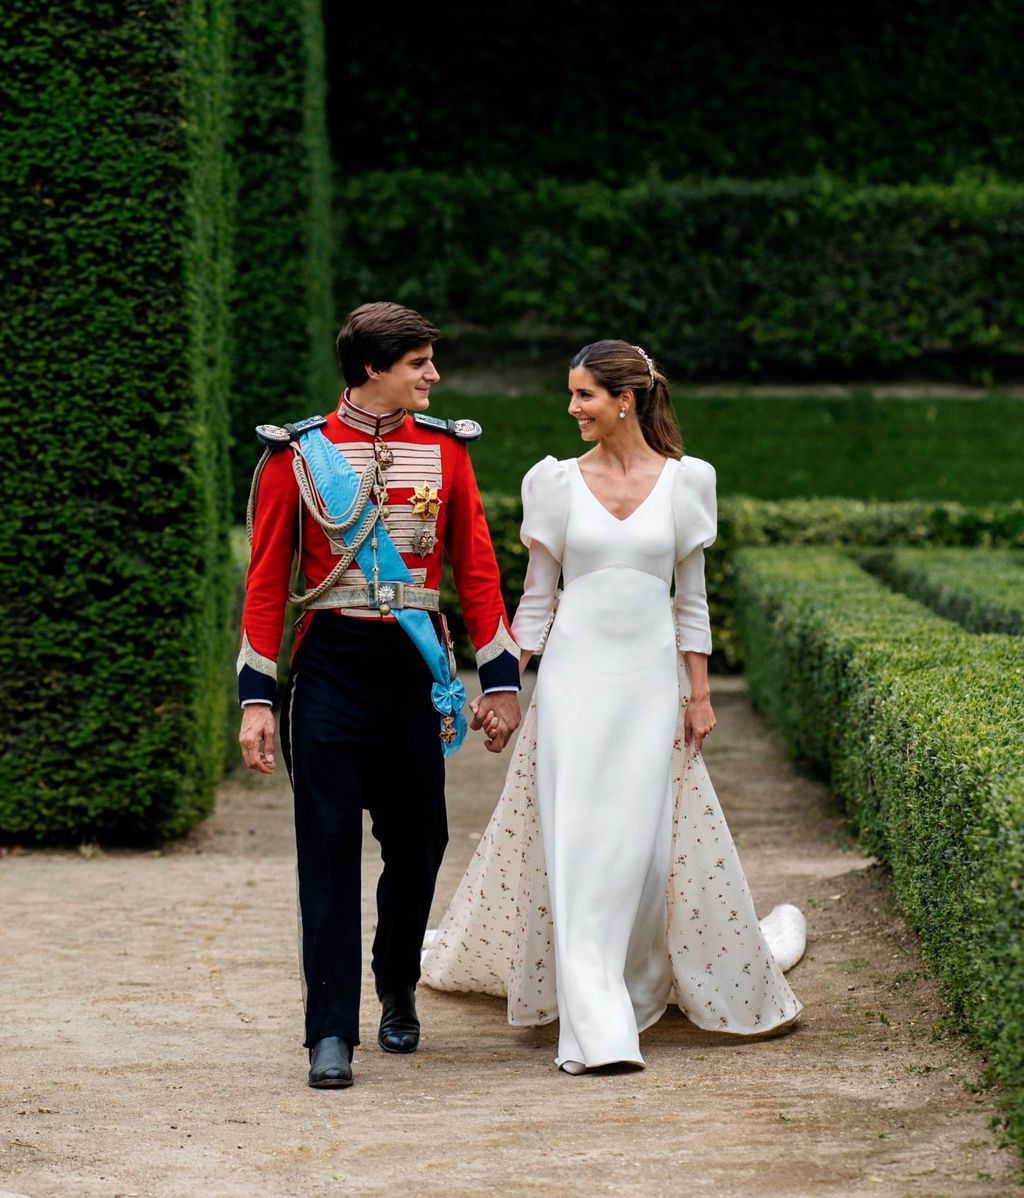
top-left (427, 391), bottom-right (1024, 503)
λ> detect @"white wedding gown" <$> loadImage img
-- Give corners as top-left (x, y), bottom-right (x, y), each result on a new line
top-left (422, 455), bottom-right (803, 1068)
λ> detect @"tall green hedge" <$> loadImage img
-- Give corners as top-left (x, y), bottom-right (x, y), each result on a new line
top-left (230, 0), bottom-right (336, 516)
top-left (0, 0), bottom-right (234, 842)
top-left (733, 549), bottom-right (1024, 1150)
top-left (325, 1), bottom-right (1024, 185)
top-left (334, 171), bottom-right (1024, 381)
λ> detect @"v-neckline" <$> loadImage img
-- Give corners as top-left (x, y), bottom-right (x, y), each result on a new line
top-left (573, 457), bottom-right (672, 523)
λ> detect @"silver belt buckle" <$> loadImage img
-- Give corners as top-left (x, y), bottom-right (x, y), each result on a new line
top-left (372, 580), bottom-right (405, 612)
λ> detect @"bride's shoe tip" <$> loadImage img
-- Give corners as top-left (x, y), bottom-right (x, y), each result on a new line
top-left (559, 1060), bottom-right (587, 1075)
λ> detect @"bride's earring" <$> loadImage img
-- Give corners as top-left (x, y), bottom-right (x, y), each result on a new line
top-left (618, 408), bottom-right (627, 419)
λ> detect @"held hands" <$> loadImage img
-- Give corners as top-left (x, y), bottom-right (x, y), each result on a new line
top-left (239, 703), bottom-right (276, 773)
top-left (684, 694), bottom-right (716, 754)
top-left (469, 691), bottom-right (521, 753)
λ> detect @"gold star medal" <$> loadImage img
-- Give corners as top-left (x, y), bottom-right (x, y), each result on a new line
top-left (410, 482), bottom-right (441, 519)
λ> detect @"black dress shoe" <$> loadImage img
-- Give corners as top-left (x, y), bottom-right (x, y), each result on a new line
top-left (308, 1036), bottom-right (353, 1088)
top-left (378, 986), bottom-right (420, 1054)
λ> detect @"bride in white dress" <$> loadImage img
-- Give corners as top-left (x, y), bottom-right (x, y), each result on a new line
top-left (422, 341), bottom-right (803, 1072)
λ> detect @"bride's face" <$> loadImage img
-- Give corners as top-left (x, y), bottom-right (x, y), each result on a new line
top-left (567, 366), bottom-right (621, 441)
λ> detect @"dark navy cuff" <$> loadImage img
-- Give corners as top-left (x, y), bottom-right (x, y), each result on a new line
top-left (478, 649), bottom-right (521, 692)
top-left (238, 664), bottom-right (277, 706)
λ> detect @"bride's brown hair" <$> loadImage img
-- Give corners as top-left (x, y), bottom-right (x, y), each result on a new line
top-left (570, 340), bottom-right (682, 458)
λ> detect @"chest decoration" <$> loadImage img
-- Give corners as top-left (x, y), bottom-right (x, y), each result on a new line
top-left (413, 526), bottom-right (437, 557)
top-left (411, 482), bottom-right (441, 519)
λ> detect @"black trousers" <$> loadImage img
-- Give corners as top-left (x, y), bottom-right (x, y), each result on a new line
top-left (280, 613), bottom-right (448, 1048)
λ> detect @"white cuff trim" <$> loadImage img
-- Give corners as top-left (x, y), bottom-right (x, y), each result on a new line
top-left (475, 619), bottom-right (519, 669)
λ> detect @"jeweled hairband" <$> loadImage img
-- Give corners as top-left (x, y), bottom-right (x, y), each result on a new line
top-left (633, 344), bottom-right (656, 386)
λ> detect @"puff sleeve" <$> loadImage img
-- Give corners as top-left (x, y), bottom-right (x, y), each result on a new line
top-left (672, 457), bottom-right (717, 655)
top-left (672, 456), bottom-right (717, 561)
top-left (519, 455), bottom-right (571, 559)
top-left (510, 457), bottom-right (571, 653)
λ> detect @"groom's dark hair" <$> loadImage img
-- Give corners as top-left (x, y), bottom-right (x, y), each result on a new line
top-left (336, 301), bottom-right (440, 386)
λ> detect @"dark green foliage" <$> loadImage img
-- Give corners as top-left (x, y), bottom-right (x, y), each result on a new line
top-left (334, 172), bottom-right (1024, 382)
top-left (733, 548), bottom-right (1024, 1151)
top-left (325, 1), bottom-right (1024, 185)
top-left (438, 491), bottom-right (1024, 670)
top-left (230, 0), bottom-right (335, 516)
top-left (860, 548), bottom-right (1024, 635)
top-left (428, 391), bottom-right (1024, 505)
top-left (0, 0), bottom-right (233, 842)
top-left (710, 498), bottom-right (1024, 668)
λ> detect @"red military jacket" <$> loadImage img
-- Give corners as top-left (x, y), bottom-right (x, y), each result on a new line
top-left (237, 393), bottom-right (520, 705)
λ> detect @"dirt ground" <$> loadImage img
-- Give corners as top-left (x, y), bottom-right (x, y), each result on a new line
top-left (1, 675), bottom-right (1019, 1198)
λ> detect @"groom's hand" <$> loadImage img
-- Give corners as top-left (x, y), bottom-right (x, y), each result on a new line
top-left (470, 692), bottom-right (521, 753)
top-left (240, 703), bottom-right (276, 773)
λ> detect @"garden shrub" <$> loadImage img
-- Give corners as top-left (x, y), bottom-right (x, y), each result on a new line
top-left (436, 495), bottom-right (1024, 669)
top-left (0, 0), bottom-right (233, 842)
top-left (859, 548), bottom-right (1024, 635)
top-left (334, 171), bottom-right (1024, 382)
top-left (733, 547), bottom-right (1024, 1152)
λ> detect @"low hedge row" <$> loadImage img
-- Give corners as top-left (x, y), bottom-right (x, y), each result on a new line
top-left (733, 547), bottom-right (1024, 1152)
top-left (437, 495), bottom-right (1024, 669)
top-left (859, 548), bottom-right (1024, 636)
top-left (334, 171), bottom-right (1024, 381)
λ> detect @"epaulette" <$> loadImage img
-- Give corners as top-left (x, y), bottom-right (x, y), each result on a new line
top-left (255, 414), bottom-right (327, 450)
top-left (413, 413), bottom-right (482, 442)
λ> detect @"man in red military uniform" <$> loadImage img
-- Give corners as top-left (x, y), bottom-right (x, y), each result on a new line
top-left (238, 302), bottom-right (521, 1088)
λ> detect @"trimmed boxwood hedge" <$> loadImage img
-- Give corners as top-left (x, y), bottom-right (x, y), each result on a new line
top-left (435, 495), bottom-right (1024, 670)
top-left (710, 498), bottom-right (1024, 667)
top-left (733, 548), bottom-right (1024, 1152)
top-left (0, 1), bottom-right (233, 842)
top-left (859, 548), bottom-right (1024, 636)
top-left (334, 171), bottom-right (1024, 382)
top-left (230, 0), bottom-right (336, 517)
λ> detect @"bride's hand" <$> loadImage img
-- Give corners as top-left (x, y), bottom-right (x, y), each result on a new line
top-left (684, 695), bottom-right (716, 753)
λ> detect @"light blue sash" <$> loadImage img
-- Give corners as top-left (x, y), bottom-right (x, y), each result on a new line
top-left (297, 429), bottom-right (466, 756)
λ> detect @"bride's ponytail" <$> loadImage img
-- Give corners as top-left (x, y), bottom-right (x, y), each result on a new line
top-left (570, 340), bottom-right (683, 458)
top-left (639, 370), bottom-right (682, 458)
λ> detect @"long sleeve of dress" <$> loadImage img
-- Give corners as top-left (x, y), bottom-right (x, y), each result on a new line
top-left (510, 542), bottom-right (562, 652)
top-left (510, 456), bottom-right (571, 653)
top-left (673, 545), bottom-right (712, 655)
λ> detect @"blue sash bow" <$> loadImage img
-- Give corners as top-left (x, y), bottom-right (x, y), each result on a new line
top-left (298, 429), bottom-right (467, 756)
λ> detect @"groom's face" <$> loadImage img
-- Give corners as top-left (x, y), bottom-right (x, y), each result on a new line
top-left (373, 344), bottom-right (440, 411)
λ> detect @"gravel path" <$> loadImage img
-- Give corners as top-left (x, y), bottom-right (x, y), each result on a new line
top-left (1, 676), bottom-right (1017, 1197)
